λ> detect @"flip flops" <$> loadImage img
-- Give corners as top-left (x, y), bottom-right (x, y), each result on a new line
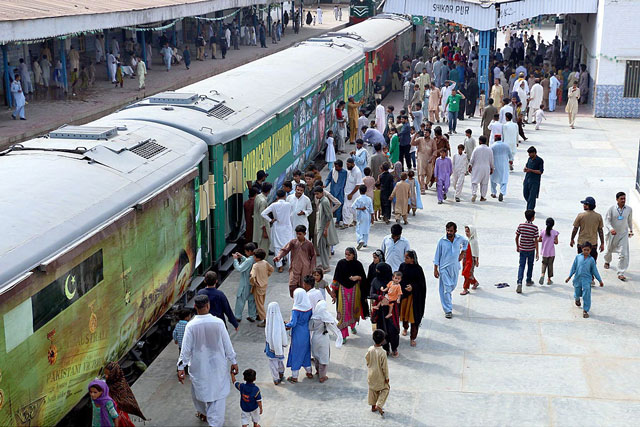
top-left (495, 283), bottom-right (509, 288)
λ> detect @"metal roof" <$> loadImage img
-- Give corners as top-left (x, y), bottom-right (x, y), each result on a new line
top-left (0, 119), bottom-right (207, 289)
top-left (0, 0), bottom-right (277, 43)
top-left (115, 16), bottom-right (411, 145)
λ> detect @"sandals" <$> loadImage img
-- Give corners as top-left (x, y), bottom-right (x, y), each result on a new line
top-left (391, 351), bottom-right (399, 358)
top-left (460, 290), bottom-right (469, 295)
top-left (319, 376), bottom-right (328, 383)
top-left (472, 283), bottom-right (479, 290)
top-left (401, 329), bottom-right (408, 336)
top-left (618, 275), bottom-right (627, 282)
top-left (583, 311), bottom-right (589, 318)
top-left (306, 372), bottom-right (314, 379)
top-left (286, 376), bottom-right (298, 383)
top-left (410, 340), bottom-right (416, 347)
top-left (603, 263), bottom-right (610, 269)
top-left (196, 412), bottom-right (207, 422)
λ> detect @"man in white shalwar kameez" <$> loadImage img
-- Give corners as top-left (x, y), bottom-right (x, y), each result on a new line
top-left (549, 73), bottom-right (560, 112)
top-left (287, 183), bottom-right (312, 238)
top-left (342, 159), bottom-right (363, 226)
top-left (603, 192), bottom-right (634, 281)
top-left (375, 99), bottom-right (386, 134)
top-left (528, 79), bottom-right (543, 123)
top-left (502, 112), bottom-right (518, 169)
top-left (178, 295), bottom-right (238, 427)
top-left (440, 81), bottom-right (455, 120)
top-left (107, 52), bottom-right (117, 83)
top-left (469, 136), bottom-right (494, 202)
top-left (516, 81), bottom-right (528, 116)
top-left (262, 190), bottom-right (294, 272)
top-left (490, 139), bottom-right (513, 201)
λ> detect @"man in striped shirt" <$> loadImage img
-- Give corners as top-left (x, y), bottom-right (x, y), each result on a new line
top-left (515, 209), bottom-right (539, 293)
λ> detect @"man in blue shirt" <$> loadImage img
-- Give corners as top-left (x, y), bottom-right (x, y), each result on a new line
top-left (433, 222), bottom-right (468, 318)
top-left (380, 224), bottom-right (411, 272)
top-left (197, 271), bottom-right (239, 330)
top-left (362, 126), bottom-right (385, 147)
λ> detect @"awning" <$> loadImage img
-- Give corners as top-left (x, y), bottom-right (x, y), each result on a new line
top-left (498, 0), bottom-right (599, 27)
top-left (384, 0), bottom-right (599, 31)
top-left (0, 0), bottom-right (275, 44)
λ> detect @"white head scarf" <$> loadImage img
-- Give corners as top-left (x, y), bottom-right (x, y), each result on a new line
top-left (310, 300), bottom-right (343, 348)
top-left (466, 225), bottom-right (479, 257)
top-left (307, 289), bottom-right (324, 313)
top-left (292, 288), bottom-right (312, 311)
top-left (265, 302), bottom-right (289, 357)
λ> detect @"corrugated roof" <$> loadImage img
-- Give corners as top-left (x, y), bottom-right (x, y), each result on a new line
top-left (0, 0), bottom-right (274, 43)
top-left (0, 0), bottom-right (211, 21)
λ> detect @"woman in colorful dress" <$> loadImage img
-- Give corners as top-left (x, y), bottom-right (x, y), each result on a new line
top-left (331, 247), bottom-right (368, 344)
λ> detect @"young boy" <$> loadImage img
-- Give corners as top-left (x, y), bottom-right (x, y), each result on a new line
top-left (565, 241), bottom-right (604, 318)
top-left (463, 129), bottom-right (476, 168)
top-left (515, 209), bottom-right (540, 294)
top-left (488, 113), bottom-right (502, 145)
top-left (173, 308), bottom-right (192, 374)
top-left (379, 271), bottom-right (402, 318)
top-left (534, 104), bottom-right (546, 130)
top-left (232, 368), bottom-right (263, 427)
top-left (365, 329), bottom-right (389, 417)
top-left (373, 182), bottom-right (382, 221)
top-left (452, 144), bottom-right (468, 202)
top-left (353, 184), bottom-right (374, 250)
top-left (434, 149), bottom-right (452, 204)
top-left (250, 248), bottom-right (274, 327)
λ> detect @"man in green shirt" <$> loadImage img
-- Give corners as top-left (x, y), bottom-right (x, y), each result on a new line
top-left (445, 88), bottom-right (465, 135)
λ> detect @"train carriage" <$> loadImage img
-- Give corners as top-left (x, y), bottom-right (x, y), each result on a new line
top-left (0, 15), bottom-right (411, 427)
top-left (0, 121), bottom-right (207, 426)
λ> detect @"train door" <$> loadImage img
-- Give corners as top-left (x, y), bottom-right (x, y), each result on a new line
top-left (208, 144), bottom-right (226, 261)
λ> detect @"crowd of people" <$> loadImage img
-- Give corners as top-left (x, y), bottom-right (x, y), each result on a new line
top-left (85, 24), bottom-right (634, 427)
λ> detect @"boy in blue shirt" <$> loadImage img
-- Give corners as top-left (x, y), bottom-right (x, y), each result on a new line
top-left (232, 368), bottom-right (262, 427)
top-left (172, 308), bottom-right (192, 374)
top-left (565, 241), bottom-right (604, 318)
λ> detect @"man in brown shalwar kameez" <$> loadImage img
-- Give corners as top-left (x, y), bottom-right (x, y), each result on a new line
top-left (274, 225), bottom-right (317, 297)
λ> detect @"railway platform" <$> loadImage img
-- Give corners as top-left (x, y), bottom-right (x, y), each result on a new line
top-left (130, 91), bottom-right (640, 426)
top-left (0, 6), bottom-right (346, 150)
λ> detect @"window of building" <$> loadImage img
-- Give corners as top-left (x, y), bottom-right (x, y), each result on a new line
top-left (624, 60), bottom-right (640, 98)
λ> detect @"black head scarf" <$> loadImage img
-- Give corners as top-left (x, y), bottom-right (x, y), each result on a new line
top-left (370, 262), bottom-right (393, 297)
top-left (399, 250), bottom-right (427, 325)
top-left (333, 247), bottom-right (366, 289)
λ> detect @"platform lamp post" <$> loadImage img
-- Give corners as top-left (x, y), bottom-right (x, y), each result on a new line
top-left (2, 44), bottom-right (11, 107)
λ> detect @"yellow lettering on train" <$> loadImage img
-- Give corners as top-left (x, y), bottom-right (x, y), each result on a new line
top-left (344, 68), bottom-right (364, 100)
top-left (242, 122), bottom-right (293, 184)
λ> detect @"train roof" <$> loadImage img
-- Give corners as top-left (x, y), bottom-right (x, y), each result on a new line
top-left (114, 16), bottom-right (410, 145)
top-left (0, 120), bottom-right (207, 289)
top-left (329, 14), bottom-right (412, 51)
top-left (116, 38), bottom-right (364, 145)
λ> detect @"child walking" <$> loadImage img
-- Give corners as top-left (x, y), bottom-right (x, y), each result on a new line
top-left (565, 242), bottom-right (604, 318)
top-left (173, 309), bottom-right (192, 374)
top-left (539, 217), bottom-right (559, 285)
top-left (250, 248), bottom-right (274, 327)
top-left (353, 185), bottom-right (374, 250)
top-left (366, 329), bottom-right (389, 417)
top-left (515, 209), bottom-right (539, 294)
top-left (264, 302), bottom-right (288, 385)
top-left (232, 369), bottom-right (263, 427)
top-left (452, 144), bottom-right (468, 202)
top-left (461, 225), bottom-right (479, 295)
top-left (88, 380), bottom-right (120, 427)
top-left (478, 89), bottom-right (486, 117)
top-left (434, 149), bottom-right (452, 204)
top-left (534, 104), bottom-right (546, 130)
top-left (312, 267), bottom-right (332, 300)
top-left (373, 182), bottom-right (382, 221)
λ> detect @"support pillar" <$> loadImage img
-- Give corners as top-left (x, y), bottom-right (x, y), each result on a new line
top-left (140, 31), bottom-right (147, 66)
top-left (479, 30), bottom-right (490, 96)
top-left (104, 29), bottom-right (110, 80)
top-left (2, 45), bottom-right (11, 107)
top-left (59, 38), bottom-right (68, 92)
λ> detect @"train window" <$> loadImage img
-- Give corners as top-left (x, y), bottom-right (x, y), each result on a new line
top-left (31, 250), bottom-right (104, 332)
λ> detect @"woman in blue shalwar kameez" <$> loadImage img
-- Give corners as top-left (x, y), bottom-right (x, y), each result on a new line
top-left (286, 288), bottom-right (313, 382)
top-left (565, 242), bottom-right (604, 318)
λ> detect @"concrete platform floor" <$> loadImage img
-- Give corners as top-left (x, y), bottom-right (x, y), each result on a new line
top-left (131, 90), bottom-right (640, 427)
top-left (0, 6), bottom-right (346, 150)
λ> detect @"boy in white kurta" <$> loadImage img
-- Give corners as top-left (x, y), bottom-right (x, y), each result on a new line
top-left (452, 144), bottom-right (469, 202)
top-left (353, 185), bottom-right (374, 250)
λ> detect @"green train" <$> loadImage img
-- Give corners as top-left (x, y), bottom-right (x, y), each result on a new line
top-left (0, 15), bottom-right (412, 427)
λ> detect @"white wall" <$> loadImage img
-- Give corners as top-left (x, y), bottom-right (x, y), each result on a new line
top-left (596, 0), bottom-right (640, 86)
